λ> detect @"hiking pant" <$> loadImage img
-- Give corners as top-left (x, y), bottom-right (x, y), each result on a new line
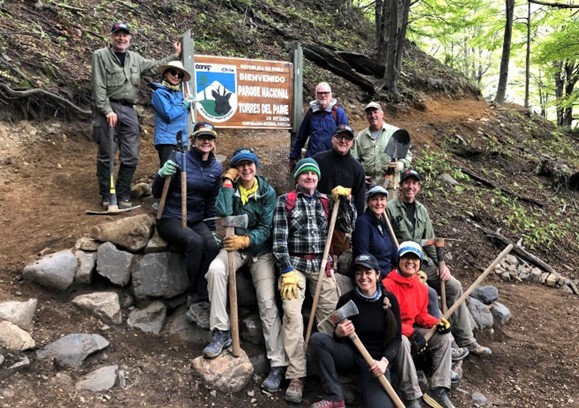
top-left (424, 264), bottom-right (475, 347)
top-left (395, 329), bottom-right (452, 400)
top-left (205, 250), bottom-right (287, 368)
top-left (310, 332), bottom-right (394, 408)
top-left (281, 269), bottom-right (339, 379)
top-left (155, 219), bottom-right (218, 302)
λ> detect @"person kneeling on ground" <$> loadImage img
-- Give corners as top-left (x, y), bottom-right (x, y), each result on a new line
top-left (202, 148), bottom-right (288, 393)
top-left (383, 241), bottom-right (455, 408)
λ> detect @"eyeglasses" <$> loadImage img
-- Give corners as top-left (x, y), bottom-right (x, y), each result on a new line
top-left (334, 134), bottom-right (353, 141)
top-left (196, 134), bottom-right (216, 141)
top-left (167, 69), bottom-right (184, 79)
top-left (316, 91), bottom-right (331, 96)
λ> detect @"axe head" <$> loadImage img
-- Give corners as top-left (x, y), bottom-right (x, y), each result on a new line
top-left (326, 300), bottom-right (359, 326)
top-left (420, 238), bottom-right (445, 248)
top-left (215, 214), bottom-right (249, 229)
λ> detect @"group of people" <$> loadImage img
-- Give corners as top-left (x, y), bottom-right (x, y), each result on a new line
top-left (91, 23), bottom-right (491, 408)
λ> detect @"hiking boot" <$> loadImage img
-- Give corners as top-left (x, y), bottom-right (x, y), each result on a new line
top-left (261, 366), bottom-right (286, 393)
top-left (423, 387), bottom-right (455, 408)
top-left (451, 346), bottom-right (469, 362)
top-left (450, 369), bottom-right (461, 384)
top-left (285, 378), bottom-right (305, 404)
top-left (186, 301), bottom-right (210, 330)
top-left (405, 398), bottom-right (424, 408)
top-left (118, 199), bottom-right (134, 209)
top-left (466, 341), bottom-right (492, 357)
top-left (202, 329), bottom-right (231, 359)
top-left (310, 399), bottom-right (345, 408)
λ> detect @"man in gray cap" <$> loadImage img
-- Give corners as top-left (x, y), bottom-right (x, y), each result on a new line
top-left (91, 22), bottom-right (181, 208)
top-left (353, 101), bottom-right (412, 186)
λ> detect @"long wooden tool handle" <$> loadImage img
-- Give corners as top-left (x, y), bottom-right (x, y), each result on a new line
top-left (156, 177), bottom-right (171, 220)
top-left (304, 201), bottom-right (340, 351)
top-left (384, 215), bottom-right (399, 249)
top-left (439, 260), bottom-right (448, 314)
top-left (349, 333), bottom-right (405, 408)
top-left (180, 152), bottom-right (187, 229)
top-left (425, 243), bottom-right (514, 342)
top-left (226, 226), bottom-right (241, 357)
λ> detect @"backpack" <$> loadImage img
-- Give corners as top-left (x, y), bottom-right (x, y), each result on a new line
top-left (304, 104), bottom-right (339, 126)
top-left (285, 190), bottom-right (330, 219)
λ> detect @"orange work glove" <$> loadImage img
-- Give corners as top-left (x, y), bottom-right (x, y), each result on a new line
top-left (223, 235), bottom-right (250, 251)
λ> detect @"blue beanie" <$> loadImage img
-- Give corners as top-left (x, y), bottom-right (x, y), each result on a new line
top-left (293, 158), bottom-right (321, 180)
top-left (230, 147), bottom-right (259, 168)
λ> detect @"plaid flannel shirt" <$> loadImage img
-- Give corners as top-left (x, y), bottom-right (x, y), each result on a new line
top-left (273, 189), bottom-right (329, 274)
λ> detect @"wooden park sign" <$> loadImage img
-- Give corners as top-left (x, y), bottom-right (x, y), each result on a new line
top-left (191, 55), bottom-right (293, 129)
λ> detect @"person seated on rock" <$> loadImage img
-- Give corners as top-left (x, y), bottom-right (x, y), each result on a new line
top-left (201, 148), bottom-right (288, 393)
top-left (383, 241), bottom-right (455, 408)
top-left (309, 254), bottom-right (401, 408)
top-left (387, 169), bottom-right (491, 358)
top-left (272, 158), bottom-right (356, 404)
top-left (152, 122), bottom-right (221, 329)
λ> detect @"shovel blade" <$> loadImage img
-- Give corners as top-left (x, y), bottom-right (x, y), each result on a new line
top-left (384, 129), bottom-right (411, 160)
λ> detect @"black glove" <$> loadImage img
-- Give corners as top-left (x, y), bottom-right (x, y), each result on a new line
top-left (435, 317), bottom-right (451, 334)
top-left (409, 330), bottom-right (427, 357)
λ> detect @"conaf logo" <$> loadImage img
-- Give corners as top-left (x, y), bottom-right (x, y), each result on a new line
top-left (195, 63), bottom-right (237, 123)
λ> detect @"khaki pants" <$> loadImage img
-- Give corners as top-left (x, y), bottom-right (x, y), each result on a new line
top-left (205, 250), bottom-right (287, 367)
top-left (395, 329), bottom-right (452, 400)
top-left (281, 269), bottom-right (339, 379)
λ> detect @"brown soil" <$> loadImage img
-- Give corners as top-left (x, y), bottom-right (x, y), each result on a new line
top-left (0, 98), bottom-right (578, 407)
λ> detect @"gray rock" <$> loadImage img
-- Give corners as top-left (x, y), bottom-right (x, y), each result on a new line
top-left (71, 292), bottom-right (122, 325)
top-left (529, 268), bottom-right (542, 283)
top-left (75, 251), bottom-right (96, 285)
top-left (8, 355), bottom-right (30, 370)
top-left (0, 299), bottom-right (37, 331)
top-left (0, 353), bottom-right (4, 366)
top-left (500, 271), bottom-right (511, 282)
top-left (36, 333), bottom-right (109, 368)
top-left (504, 254), bottom-right (519, 267)
top-left (164, 306), bottom-right (212, 344)
top-left (75, 365), bottom-right (118, 392)
top-left (491, 301), bottom-right (512, 325)
top-left (466, 297), bottom-right (494, 330)
top-left (127, 301), bottom-right (167, 335)
top-left (335, 273), bottom-right (354, 297)
top-left (96, 242), bottom-right (133, 287)
top-left (0, 321), bottom-right (35, 351)
top-left (249, 353), bottom-right (269, 375)
top-left (440, 173), bottom-right (459, 186)
top-left (192, 348), bottom-right (254, 393)
top-left (143, 230), bottom-right (169, 254)
top-left (22, 249), bottom-right (77, 290)
top-left (471, 286), bottom-right (499, 305)
top-left (236, 267), bottom-right (257, 308)
top-left (546, 273), bottom-right (558, 287)
top-left (132, 252), bottom-right (188, 299)
top-left (472, 391), bottom-right (488, 407)
top-left (337, 250), bottom-right (353, 275)
top-left (75, 237), bottom-right (100, 252)
top-left (240, 314), bottom-right (265, 346)
top-left (90, 214), bottom-right (154, 252)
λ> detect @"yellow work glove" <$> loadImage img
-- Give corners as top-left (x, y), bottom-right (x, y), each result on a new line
top-left (435, 317), bottom-right (451, 334)
top-left (331, 185), bottom-right (352, 202)
top-left (418, 271), bottom-right (428, 285)
top-left (223, 235), bottom-right (250, 251)
top-left (223, 168), bottom-right (239, 183)
top-left (280, 270), bottom-right (304, 301)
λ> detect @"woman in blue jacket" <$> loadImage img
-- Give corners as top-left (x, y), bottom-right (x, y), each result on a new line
top-left (149, 61), bottom-right (193, 165)
top-left (152, 122), bottom-right (222, 321)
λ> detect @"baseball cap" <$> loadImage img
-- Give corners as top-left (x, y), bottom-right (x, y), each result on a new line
top-left (397, 241), bottom-right (423, 261)
top-left (400, 169), bottom-right (422, 183)
top-left (364, 102), bottom-right (382, 111)
top-left (334, 124), bottom-right (354, 139)
top-left (352, 254), bottom-right (380, 271)
top-left (366, 185), bottom-right (389, 201)
top-left (192, 122), bottom-right (217, 139)
top-left (111, 22), bottom-right (131, 34)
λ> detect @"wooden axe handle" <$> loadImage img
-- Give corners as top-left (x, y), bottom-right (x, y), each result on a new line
top-left (225, 226), bottom-right (241, 357)
top-left (156, 176), bottom-right (171, 220)
top-left (349, 332), bottom-right (405, 408)
top-left (425, 243), bottom-right (514, 342)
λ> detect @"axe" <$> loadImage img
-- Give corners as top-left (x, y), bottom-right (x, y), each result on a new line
top-left (420, 238), bottom-right (448, 313)
top-left (324, 301), bottom-right (405, 408)
top-left (215, 214), bottom-right (249, 357)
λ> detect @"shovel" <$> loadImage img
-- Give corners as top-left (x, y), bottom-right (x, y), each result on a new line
top-left (86, 126), bottom-right (141, 215)
top-left (383, 129), bottom-right (410, 192)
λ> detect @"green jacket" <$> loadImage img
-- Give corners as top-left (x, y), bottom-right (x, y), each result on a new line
top-left (215, 175), bottom-right (276, 257)
top-left (352, 123), bottom-right (413, 186)
top-left (91, 46), bottom-right (177, 115)
top-left (386, 196), bottom-right (438, 265)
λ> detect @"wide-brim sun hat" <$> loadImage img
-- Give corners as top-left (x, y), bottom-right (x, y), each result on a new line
top-left (157, 60), bottom-right (191, 82)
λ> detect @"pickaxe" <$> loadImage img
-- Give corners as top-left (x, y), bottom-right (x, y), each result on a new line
top-left (420, 238), bottom-right (448, 313)
top-left (215, 214), bottom-right (249, 357)
top-left (324, 300), bottom-right (405, 408)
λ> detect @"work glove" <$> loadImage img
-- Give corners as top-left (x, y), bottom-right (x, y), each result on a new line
top-left (409, 330), bottom-right (427, 357)
top-left (222, 168), bottom-right (240, 183)
top-left (331, 185), bottom-right (351, 202)
top-left (182, 97), bottom-right (196, 109)
top-left (223, 235), bottom-right (250, 251)
top-left (280, 270), bottom-right (304, 301)
top-left (387, 161), bottom-right (404, 172)
top-left (158, 159), bottom-right (178, 178)
top-left (212, 232), bottom-right (222, 249)
top-left (435, 317), bottom-right (451, 334)
top-left (418, 271), bottom-right (428, 285)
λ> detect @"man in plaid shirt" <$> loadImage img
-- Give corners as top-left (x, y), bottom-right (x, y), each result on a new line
top-left (273, 157), bottom-right (355, 404)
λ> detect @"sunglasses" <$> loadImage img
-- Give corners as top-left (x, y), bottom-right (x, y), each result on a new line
top-left (167, 69), bottom-right (184, 79)
top-left (196, 134), bottom-right (216, 141)
top-left (316, 91), bottom-right (331, 96)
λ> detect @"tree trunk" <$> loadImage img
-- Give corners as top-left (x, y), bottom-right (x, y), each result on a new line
top-left (524, 1), bottom-right (531, 109)
top-left (494, 0), bottom-right (515, 104)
